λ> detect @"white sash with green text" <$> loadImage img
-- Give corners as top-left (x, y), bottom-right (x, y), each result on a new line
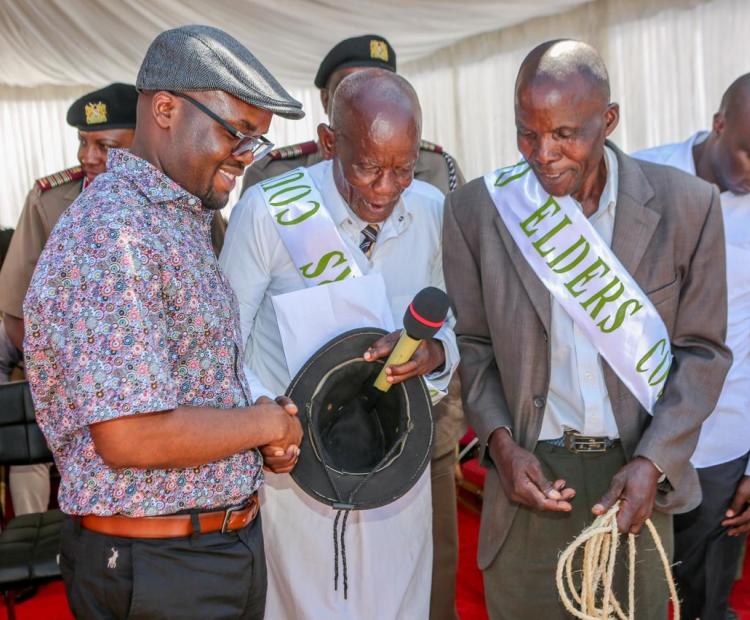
top-left (258, 167), bottom-right (362, 287)
top-left (484, 162), bottom-right (671, 413)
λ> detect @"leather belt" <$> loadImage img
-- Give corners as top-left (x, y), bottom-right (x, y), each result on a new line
top-left (542, 430), bottom-right (619, 454)
top-left (80, 494), bottom-right (259, 539)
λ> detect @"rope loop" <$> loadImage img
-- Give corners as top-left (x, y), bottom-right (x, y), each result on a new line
top-left (555, 502), bottom-right (679, 620)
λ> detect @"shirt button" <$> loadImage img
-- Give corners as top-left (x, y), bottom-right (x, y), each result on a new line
top-left (585, 372), bottom-right (593, 381)
top-left (533, 396), bottom-right (545, 408)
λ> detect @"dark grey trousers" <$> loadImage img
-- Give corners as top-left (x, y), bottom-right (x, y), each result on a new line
top-left (674, 452), bottom-right (749, 620)
top-left (60, 513), bottom-right (267, 620)
top-left (483, 443), bottom-right (673, 620)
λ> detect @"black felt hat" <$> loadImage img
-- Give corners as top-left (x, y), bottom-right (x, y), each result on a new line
top-left (66, 83), bottom-right (138, 131)
top-left (288, 327), bottom-right (433, 510)
top-left (314, 35), bottom-right (397, 89)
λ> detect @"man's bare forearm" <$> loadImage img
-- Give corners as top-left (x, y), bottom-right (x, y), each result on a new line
top-left (90, 402), bottom-right (295, 469)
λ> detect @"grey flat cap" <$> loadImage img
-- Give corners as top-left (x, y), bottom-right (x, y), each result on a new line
top-left (137, 25), bottom-right (304, 120)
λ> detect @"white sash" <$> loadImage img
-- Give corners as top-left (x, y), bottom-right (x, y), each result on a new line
top-left (484, 162), bottom-right (672, 413)
top-left (259, 167), bottom-right (362, 287)
top-left (259, 164), bottom-right (447, 404)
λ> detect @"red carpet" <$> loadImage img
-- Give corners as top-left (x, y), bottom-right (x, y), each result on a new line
top-left (1, 508), bottom-right (748, 619)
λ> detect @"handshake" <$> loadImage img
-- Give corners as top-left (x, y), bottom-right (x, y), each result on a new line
top-left (254, 395), bottom-right (303, 474)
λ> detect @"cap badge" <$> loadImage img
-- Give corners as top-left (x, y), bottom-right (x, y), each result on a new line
top-left (369, 40), bottom-right (389, 62)
top-left (84, 101), bottom-right (108, 125)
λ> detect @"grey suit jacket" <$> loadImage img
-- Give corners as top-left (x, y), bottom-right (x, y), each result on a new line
top-left (443, 143), bottom-right (732, 569)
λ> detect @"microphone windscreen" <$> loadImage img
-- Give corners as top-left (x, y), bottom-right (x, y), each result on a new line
top-left (402, 287), bottom-right (451, 340)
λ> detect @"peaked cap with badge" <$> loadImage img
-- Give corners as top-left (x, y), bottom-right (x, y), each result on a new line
top-left (314, 34), bottom-right (397, 88)
top-left (66, 83), bottom-right (138, 131)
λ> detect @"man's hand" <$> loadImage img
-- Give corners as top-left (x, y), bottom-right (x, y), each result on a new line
top-left (363, 331), bottom-right (446, 384)
top-left (722, 475), bottom-right (750, 536)
top-left (488, 428), bottom-right (575, 512)
top-left (257, 395), bottom-right (303, 474)
top-left (592, 457), bottom-right (661, 534)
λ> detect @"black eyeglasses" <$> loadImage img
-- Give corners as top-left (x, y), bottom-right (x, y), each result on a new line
top-left (171, 91), bottom-right (274, 160)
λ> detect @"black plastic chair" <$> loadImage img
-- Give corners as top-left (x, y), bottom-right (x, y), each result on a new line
top-left (0, 380), bottom-right (63, 620)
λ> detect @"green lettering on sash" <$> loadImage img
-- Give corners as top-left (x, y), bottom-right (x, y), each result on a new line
top-left (597, 298), bottom-right (643, 333)
top-left (547, 235), bottom-right (590, 273)
top-left (300, 250), bottom-right (349, 280)
top-left (269, 185), bottom-right (312, 206)
top-left (521, 196), bottom-right (561, 237)
top-left (260, 170), bottom-right (305, 192)
top-left (494, 163), bottom-right (531, 187)
top-left (532, 215), bottom-right (572, 257)
top-left (636, 338), bottom-right (670, 387)
top-left (275, 202), bottom-right (321, 226)
top-left (565, 258), bottom-right (611, 298)
top-left (581, 276), bottom-right (625, 320)
top-left (319, 267), bottom-right (352, 285)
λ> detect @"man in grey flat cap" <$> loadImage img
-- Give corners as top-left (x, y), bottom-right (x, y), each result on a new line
top-left (23, 25), bottom-right (304, 620)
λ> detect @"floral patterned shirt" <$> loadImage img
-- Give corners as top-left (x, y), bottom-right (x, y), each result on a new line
top-left (23, 149), bottom-right (262, 516)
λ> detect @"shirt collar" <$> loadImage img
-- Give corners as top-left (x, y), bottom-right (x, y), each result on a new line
top-left (585, 145), bottom-right (619, 221)
top-left (679, 131), bottom-right (708, 176)
top-left (107, 149), bottom-right (204, 215)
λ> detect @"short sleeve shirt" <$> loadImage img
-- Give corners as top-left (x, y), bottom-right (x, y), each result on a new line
top-left (23, 149), bottom-right (262, 516)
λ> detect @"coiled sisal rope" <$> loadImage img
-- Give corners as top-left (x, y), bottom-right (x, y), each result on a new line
top-left (555, 502), bottom-right (680, 620)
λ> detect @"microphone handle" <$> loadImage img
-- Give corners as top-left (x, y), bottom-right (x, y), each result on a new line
top-left (373, 330), bottom-right (422, 392)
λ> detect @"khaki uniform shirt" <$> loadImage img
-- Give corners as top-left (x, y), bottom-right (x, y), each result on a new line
top-left (0, 167), bottom-right (227, 319)
top-left (238, 140), bottom-right (467, 458)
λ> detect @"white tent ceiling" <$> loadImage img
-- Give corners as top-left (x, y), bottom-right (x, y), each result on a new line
top-left (0, 0), bottom-right (589, 88)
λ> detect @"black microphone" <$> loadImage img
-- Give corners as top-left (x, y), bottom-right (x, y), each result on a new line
top-left (371, 286), bottom-right (451, 393)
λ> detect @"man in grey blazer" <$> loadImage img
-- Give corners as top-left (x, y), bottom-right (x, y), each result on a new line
top-left (443, 40), bottom-right (731, 619)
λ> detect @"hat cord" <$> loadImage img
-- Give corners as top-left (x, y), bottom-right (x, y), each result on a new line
top-left (328, 423), bottom-right (414, 600)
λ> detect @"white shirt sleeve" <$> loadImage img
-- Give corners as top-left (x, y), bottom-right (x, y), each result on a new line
top-left (423, 227), bottom-right (459, 403)
top-left (219, 188), bottom-right (276, 402)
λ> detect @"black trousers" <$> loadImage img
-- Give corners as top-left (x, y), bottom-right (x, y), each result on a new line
top-left (674, 453), bottom-right (749, 620)
top-left (60, 513), bottom-right (267, 620)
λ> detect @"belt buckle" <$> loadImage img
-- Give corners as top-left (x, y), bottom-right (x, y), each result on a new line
top-left (221, 504), bottom-right (245, 534)
top-left (564, 431), bottom-right (607, 454)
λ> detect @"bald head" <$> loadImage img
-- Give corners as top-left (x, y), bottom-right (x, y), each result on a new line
top-left (318, 69), bottom-right (423, 223)
top-left (718, 73), bottom-right (750, 121)
top-left (516, 39), bottom-right (610, 104)
top-left (330, 69), bottom-right (422, 138)
top-left (696, 73), bottom-right (750, 194)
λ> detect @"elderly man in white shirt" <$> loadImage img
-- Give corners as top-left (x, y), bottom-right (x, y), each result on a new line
top-left (220, 69), bottom-right (458, 620)
top-left (634, 73), bottom-right (750, 620)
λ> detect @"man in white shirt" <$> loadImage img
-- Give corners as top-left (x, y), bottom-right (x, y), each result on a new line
top-left (220, 69), bottom-right (458, 620)
top-left (634, 73), bottom-right (750, 620)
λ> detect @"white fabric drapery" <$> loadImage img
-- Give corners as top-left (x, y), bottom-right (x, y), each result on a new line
top-left (2, 0), bottom-right (749, 227)
top-left (0, 0), bottom-right (586, 88)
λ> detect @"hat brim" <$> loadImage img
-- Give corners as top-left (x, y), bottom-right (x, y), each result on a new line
top-left (288, 327), bottom-right (433, 510)
top-left (314, 59), bottom-right (396, 89)
top-left (74, 123), bottom-right (137, 131)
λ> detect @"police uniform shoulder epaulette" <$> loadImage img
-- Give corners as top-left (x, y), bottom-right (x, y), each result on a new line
top-left (268, 140), bottom-right (319, 161)
top-left (420, 140), bottom-right (459, 191)
top-left (35, 166), bottom-right (84, 192)
top-left (419, 139), bottom-right (444, 154)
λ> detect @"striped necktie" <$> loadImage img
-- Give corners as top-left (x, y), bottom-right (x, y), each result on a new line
top-left (359, 223), bottom-right (380, 257)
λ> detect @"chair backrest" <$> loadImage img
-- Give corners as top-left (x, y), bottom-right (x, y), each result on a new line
top-left (0, 380), bottom-right (53, 465)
